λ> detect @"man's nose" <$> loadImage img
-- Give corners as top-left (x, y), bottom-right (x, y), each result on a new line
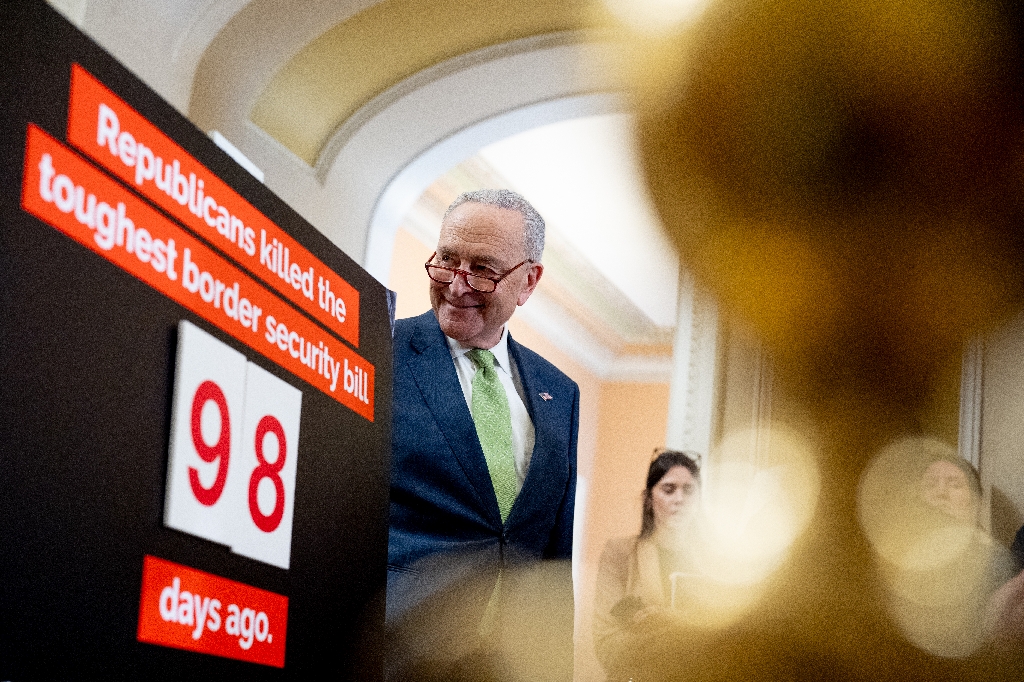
top-left (447, 271), bottom-right (474, 296)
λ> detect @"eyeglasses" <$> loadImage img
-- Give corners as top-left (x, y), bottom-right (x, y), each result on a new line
top-left (424, 252), bottom-right (531, 293)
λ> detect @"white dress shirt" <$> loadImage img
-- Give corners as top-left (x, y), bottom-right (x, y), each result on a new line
top-left (445, 327), bottom-right (535, 492)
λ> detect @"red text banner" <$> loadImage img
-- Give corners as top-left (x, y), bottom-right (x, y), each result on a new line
top-left (22, 125), bottom-right (374, 421)
top-left (137, 555), bottom-right (288, 668)
top-left (67, 64), bottom-right (360, 347)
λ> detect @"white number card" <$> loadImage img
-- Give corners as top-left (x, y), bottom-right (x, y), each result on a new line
top-left (165, 320), bottom-right (302, 569)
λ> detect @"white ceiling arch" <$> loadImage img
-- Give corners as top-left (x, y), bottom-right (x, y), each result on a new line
top-left (364, 91), bottom-right (625, 283)
top-left (193, 27), bottom-right (624, 271)
top-left (329, 33), bottom-right (627, 281)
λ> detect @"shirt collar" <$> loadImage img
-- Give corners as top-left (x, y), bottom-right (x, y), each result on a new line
top-left (446, 327), bottom-right (511, 372)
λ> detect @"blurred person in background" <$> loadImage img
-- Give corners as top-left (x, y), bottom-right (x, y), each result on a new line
top-left (991, 529), bottom-right (1024, 648)
top-left (918, 453), bottom-right (983, 526)
top-left (870, 444), bottom-right (1014, 658)
top-left (986, 490), bottom-right (1024, 650)
top-left (593, 450), bottom-right (701, 681)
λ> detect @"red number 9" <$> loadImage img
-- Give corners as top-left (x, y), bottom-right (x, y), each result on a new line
top-left (249, 415), bottom-right (286, 533)
top-left (189, 380), bottom-right (230, 506)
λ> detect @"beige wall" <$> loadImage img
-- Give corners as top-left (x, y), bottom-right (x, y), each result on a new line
top-left (574, 381), bottom-right (671, 680)
top-left (387, 227), bottom-right (434, 320)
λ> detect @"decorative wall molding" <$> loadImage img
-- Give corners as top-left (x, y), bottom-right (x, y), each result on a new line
top-left (664, 270), bottom-right (719, 457)
top-left (515, 290), bottom-right (675, 382)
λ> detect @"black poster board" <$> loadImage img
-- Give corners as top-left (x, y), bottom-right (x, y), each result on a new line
top-left (0, 2), bottom-right (392, 679)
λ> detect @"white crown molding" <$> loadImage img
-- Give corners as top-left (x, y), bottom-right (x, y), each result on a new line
top-left (516, 290), bottom-right (672, 383)
top-left (603, 355), bottom-right (675, 383)
top-left (190, 0), bottom-right (386, 130)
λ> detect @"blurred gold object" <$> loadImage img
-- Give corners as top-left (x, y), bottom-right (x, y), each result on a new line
top-left (662, 425), bottom-right (819, 630)
top-left (625, 0), bottom-right (1024, 678)
top-left (635, 0), bottom-right (1024, 408)
top-left (386, 558), bottom-right (573, 682)
top-left (603, 0), bottom-right (712, 33)
top-left (706, 426), bottom-right (820, 571)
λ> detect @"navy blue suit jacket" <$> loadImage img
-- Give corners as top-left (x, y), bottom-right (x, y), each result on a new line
top-left (387, 311), bottom-right (579, 627)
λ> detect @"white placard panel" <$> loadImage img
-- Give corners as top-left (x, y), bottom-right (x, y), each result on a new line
top-left (230, 362), bottom-right (302, 569)
top-left (165, 320), bottom-right (247, 546)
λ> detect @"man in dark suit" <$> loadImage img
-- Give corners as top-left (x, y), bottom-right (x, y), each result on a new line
top-left (387, 189), bottom-right (578, 679)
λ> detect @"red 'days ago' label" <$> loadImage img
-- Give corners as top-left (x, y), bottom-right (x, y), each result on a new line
top-left (137, 555), bottom-right (288, 667)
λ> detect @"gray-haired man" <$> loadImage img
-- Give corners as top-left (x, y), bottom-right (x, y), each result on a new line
top-left (387, 189), bottom-right (578, 678)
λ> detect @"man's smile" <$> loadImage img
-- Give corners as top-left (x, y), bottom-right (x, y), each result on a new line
top-left (441, 296), bottom-right (483, 309)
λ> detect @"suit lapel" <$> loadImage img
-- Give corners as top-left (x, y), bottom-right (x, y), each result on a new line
top-left (507, 335), bottom-right (559, 505)
top-left (406, 315), bottom-right (502, 525)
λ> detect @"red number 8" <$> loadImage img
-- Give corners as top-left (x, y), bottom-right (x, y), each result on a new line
top-left (189, 380), bottom-right (230, 506)
top-left (249, 415), bottom-right (286, 533)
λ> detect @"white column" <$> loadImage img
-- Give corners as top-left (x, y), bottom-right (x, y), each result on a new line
top-left (664, 268), bottom-right (719, 460)
top-left (959, 337), bottom-right (984, 471)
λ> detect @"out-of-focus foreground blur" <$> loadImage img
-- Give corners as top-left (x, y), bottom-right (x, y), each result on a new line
top-left (631, 0), bottom-right (1024, 679)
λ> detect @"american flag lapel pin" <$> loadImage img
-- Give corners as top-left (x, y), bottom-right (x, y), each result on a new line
top-left (539, 392), bottom-right (553, 401)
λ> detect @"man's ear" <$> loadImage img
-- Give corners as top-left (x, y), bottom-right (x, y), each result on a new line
top-left (516, 263), bottom-right (544, 306)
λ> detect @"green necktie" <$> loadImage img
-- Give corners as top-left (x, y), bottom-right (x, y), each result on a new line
top-left (467, 348), bottom-right (517, 523)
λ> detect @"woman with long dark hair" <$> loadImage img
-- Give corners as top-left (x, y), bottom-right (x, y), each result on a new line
top-left (593, 449), bottom-right (701, 680)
